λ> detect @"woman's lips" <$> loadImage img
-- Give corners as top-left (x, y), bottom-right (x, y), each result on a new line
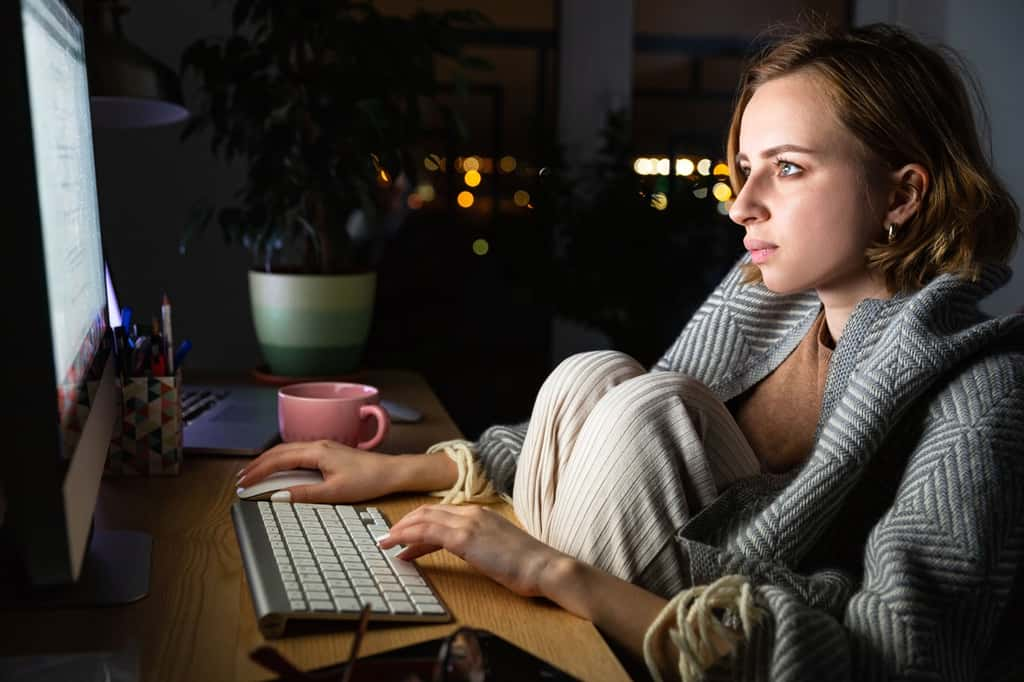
top-left (743, 238), bottom-right (778, 265)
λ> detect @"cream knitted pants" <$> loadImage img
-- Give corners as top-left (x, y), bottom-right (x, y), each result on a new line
top-left (511, 350), bottom-right (761, 598)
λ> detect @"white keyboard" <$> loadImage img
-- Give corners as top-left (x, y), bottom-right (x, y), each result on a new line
top-left (232, 500), bottom-right (452, 637)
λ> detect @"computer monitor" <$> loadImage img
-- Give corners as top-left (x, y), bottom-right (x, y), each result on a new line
top-left (0, 0), bottom-right (149, 605)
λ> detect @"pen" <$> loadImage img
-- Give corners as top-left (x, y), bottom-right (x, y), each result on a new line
top-left (173, 339), bottom-right (192, 369)
top-left (133, 337), bottom-right (151, 377)
top-left (121, 306), bottom-right (133, 335)
top-left (162, 293), bottom-right (174, 373)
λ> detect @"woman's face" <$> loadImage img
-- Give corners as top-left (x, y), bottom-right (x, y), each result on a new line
top-left (729, 72), bottom-right (890, 299)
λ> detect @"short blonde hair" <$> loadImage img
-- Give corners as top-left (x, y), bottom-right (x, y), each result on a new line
top-left (727, 23), bottom-right (1020, 293)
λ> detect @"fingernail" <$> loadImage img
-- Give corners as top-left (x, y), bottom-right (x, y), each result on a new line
top-left (236, 475), bottom-right (246, 486)
top-left (236, 486), bottom-right (245, 496)
top-left (375, 533), bottom-right (390, 545)
top-left (236, 468), bottom-right (246, 478)
top-left (270, 491), bottom-right (291, 503)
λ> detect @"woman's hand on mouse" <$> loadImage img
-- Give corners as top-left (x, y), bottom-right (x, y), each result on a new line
top-left (238, 440), bottom-right (461, 504)
top-left (236, 440), bottom-right (406, 503)
top-left (377, 504), bottom-right (568, 598)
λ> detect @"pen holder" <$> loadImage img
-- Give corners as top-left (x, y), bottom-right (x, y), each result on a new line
top-left (105, 370), bottom-right (184, 476)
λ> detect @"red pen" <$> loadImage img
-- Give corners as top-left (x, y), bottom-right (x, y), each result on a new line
top-left (151, 350), bottom-right (167, 377)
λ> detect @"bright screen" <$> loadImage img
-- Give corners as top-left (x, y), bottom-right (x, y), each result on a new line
top-left (22, 0), bottom-right (107, 441)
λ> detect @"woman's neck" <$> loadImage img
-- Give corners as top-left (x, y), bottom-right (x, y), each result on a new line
top-left (818, 273), bottom-right (892, 341)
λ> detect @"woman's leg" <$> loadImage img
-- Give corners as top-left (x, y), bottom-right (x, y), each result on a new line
top-left (541, 372), bottom-right (760, 598)
top-left (512, 351), bottom-right (647, 540)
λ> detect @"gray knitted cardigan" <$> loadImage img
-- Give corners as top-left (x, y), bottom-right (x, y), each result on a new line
top-left (472, 255), bottom-right (1024, 681)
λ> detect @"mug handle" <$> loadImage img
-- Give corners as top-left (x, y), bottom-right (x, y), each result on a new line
top-left (356, 404), bottom-right (390, 450)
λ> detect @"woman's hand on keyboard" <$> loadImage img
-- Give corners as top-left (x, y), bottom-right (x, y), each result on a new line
top-left (378, 504), bottom-right (567, 599)
top-left (237, 440), bottom-right (407, 503)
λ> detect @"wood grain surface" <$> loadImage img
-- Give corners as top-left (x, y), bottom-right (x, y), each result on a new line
top-left (1, 369), bottom-right (630, 682)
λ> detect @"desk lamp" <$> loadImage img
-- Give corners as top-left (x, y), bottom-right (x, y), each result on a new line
top-left (84, 0), bottom-right (188, 127)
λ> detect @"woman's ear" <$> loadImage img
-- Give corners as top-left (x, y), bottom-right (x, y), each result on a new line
top-left (885, 163), bottom-right (929, 227)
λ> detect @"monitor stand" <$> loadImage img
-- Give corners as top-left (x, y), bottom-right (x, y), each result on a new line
top-left (0, 529), bottom-right (151, 608)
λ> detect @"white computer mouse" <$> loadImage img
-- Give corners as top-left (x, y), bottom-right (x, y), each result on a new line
top-left (237, 469), bottom-right (324, 501)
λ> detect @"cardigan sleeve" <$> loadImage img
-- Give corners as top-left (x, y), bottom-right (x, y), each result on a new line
top-left (468, 421), bottom-right (529, 496)
top-left (660, 371), bottom-right (1024, 682)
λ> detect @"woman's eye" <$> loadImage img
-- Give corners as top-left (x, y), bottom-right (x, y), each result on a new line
top-left (777, 160), bottom-right (801, 177)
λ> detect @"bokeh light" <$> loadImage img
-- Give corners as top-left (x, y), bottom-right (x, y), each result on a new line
top-left (416, 183), bottom-right (436, 202)
top-left (656, 158), bottom-right (671, 176)
top-left (676, 158), bottom-right (695, 176)
top-left (423, 156), bottom-right (439, 172)
top-left (513, 190), bottom-right (531, 207)
top-left (697, 159), bottom-right (712, 176)
top-left (500, 156), bottom-right (517, 173)
top-left (463, 156), bottom-right (480, 172)
top-left (650, 192), bottom-right (668, 211)
top-left (472, 238), bottom-right (489, 256)
top-left (407, 194), bottom-right (424, 210)
top-left (713, 162), bottom-right (730, 176)
top-left (464, 170), bottom-right (482, 187)
top-left (634, 158), bottom-right (654, 175)
top-left (712, 182), bottom-right (733, 202)
top-left (693, 187), bottom-right (708, 199)
top-left (717, 200), bottom-right (733, 216)
top-left (457, 191), bottom-right (475, 208)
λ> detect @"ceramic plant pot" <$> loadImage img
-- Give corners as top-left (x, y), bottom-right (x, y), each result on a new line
top-left (248, 271), bottom-right (376, 377)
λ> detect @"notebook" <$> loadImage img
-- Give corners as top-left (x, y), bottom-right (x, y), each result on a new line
top-left (105, 264), bottom-right (281, 456)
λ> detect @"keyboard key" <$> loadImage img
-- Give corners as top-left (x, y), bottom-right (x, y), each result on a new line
top-left (334, 597), bottom-right (362, 612)
top-left (354, 585), bottom-right (381, 596)
top-left (409, 593), bottom-right (439, 606)
top-left (389, 601), bottom-right (416, 614)
top-left (417, 604), bottom-right (446, 615)
top-left (359, 596), bottom-right (389, 613)
top-left (289, 599), bottom-right (307, 611)
top-left (406, 585), bottom-right (434, 596)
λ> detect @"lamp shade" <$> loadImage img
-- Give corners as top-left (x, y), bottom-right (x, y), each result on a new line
top-left (84, 0), bottom-right (188, 128)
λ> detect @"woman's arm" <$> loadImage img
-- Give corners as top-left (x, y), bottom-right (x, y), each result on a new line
top-left (541, 555), bottom-right (674, 665)
top-left (378, 504), bottom-right (680, 674)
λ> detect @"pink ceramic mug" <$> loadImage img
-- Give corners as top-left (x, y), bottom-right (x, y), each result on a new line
top-left (278, 382), bottom-right (390, 449)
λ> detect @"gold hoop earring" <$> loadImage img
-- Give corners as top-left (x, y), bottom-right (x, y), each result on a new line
top-left (887, 223), bottom-right (896, 243)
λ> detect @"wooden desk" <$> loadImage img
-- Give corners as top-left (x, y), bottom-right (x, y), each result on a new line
top-left (3, 370), bottom-right (630, 682)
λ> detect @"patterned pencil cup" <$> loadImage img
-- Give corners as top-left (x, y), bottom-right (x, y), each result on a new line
top-left (106, 371), bottom-right (183, 476)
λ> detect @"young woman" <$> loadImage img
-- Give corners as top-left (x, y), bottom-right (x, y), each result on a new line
top-left (237, 23), bottom-right (1023, 681)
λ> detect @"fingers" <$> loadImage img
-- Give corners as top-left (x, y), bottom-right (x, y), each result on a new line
top-left (395, 543), bottom-right (442, 561)
top-left (237, 442), bottom-right (327, 486)
top-left (379, 506), bottom-right (477, 559)
top-left (287, 482), bottom-right (336, 504)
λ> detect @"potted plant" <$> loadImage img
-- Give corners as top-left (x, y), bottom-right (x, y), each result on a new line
top-left (180, 1), bottom-right (489, 376)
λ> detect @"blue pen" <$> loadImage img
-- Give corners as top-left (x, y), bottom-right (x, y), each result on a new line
top-left (120, 306), bottom-right (133, 334)
top-left (173, 339), bottom-right (192, 369)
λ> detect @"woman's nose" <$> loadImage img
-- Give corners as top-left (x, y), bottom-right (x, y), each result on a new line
top-left (728, 179), bottom-right (769, 226)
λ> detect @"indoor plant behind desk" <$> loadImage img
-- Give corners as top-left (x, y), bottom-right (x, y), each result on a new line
top-left (179, 1), bottom-right (489, 377)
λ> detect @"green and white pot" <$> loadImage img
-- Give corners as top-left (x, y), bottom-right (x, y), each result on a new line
top-left (248, 271), bottom-right (376, 377)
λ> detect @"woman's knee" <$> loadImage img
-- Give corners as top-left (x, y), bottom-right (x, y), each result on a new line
top-left (539, 350), bottom-right (645, 402)
top-left (586, 371), bottom-right (706, 430)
